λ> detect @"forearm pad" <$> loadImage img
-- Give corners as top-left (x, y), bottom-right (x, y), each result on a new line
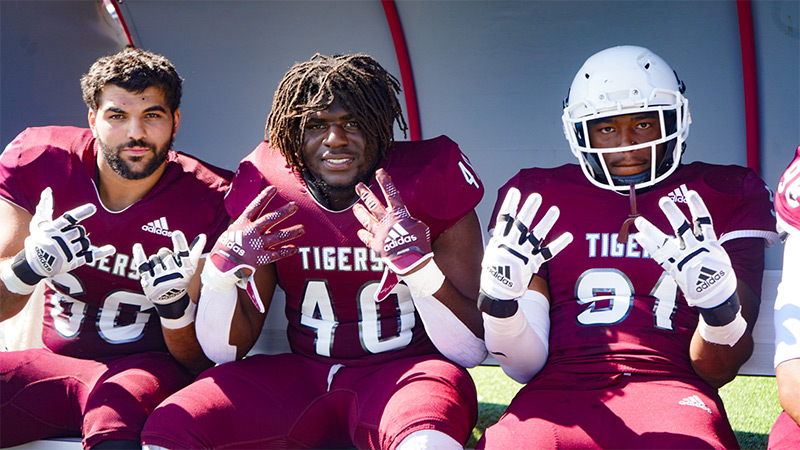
top-left (196, 262), bottom-right (239, 364)
top-left (403, 260), bottom-right (488, 368)
top-left (483, 289), bottom-right (550, 383)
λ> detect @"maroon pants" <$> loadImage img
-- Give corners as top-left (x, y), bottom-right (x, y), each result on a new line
top-left (769, 411), bottom-right (800, 449)
top-left (141, 353), bottom-right (478, 449)
top-left (0, 348), bottom-right (193, 449)
top-left (478, 372), bottom-right (739, 449)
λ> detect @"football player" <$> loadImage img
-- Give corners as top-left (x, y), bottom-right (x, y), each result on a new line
top-left (770, 145), bottom-right (800, 449)
top-left (0, 48), bottom-right (234, 448)
top-left (477, 45), bottom-right (778, 448)
top-left (141, 53), bottom-right (488, 449)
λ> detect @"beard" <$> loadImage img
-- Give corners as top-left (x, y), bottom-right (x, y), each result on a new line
top-left (303, 158), bottom-right (378, 210)
top-left (98, 136), bottom-right (172, 180)
top-left (303, 168), bottom-right (370, 203)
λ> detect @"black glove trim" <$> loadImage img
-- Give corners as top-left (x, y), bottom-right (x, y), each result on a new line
top-left (477, 292), bottom-right (519, 318)
top-left (154, 293), bottom-right (192, 320)
top-left (11, 252), bottom-right (44, 286)
top-left (698, 292), bottom-right (740, 327)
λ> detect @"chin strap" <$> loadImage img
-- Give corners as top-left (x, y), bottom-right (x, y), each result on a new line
top-left (617, 182), bottom-right (641, 244)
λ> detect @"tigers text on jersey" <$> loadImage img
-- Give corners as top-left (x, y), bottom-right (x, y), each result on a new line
top-left (226, 135), bottom-right (483, 366)
top-left (0, 126), bottom-right (232, 358)
top-left (491, 162), bottom-right (777, 378)
top-left (776, 145), bottom-right (800, 235)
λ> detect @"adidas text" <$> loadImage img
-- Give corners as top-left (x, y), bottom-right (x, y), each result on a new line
top-left (36, 247), bottom-right (55, 272)
top-left (383, 235), bottom-right (416, 252)
top-left (696, 270), bottom-right (725, 293)
top-left (488, 267), bottom-right (513, 288)
top-left (141, 224), bottom-right (173, 237)
top-left (221, 238), bottom-right (245, 257)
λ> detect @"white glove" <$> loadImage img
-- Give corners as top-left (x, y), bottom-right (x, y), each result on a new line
top-left (634, 190), bottom-right (738, 316)
top-left (479, 188), bottom-right (572, 317)
top-left (133, 230), bottom-right (205, 329)
top-left (1, 187), bottom-right (116, 295)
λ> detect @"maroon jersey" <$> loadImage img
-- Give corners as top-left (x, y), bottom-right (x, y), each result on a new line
top-left (776, 145), bottom-right (800, 235)
top-left (491, 162), bottom-right (777, 378)
top-left (0, 126), bottom-right (232, 358)
top-left (226, 135), bottom-right (483, 366)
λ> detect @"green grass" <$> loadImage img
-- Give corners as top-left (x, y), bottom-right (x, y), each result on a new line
top-left (467, 366), bottom-right (782, 449)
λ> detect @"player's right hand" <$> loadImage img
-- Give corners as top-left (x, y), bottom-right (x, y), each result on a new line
top-left (1, 187), bottom-right (116, 295)
top-left (480, 188), bottom-right (573, 302)
top-left (208, 186), bottom-right (304, 279)
top-left (202, 186), bottom-right (304, 314)
top-left (133, 230), bottom-right (205, 328)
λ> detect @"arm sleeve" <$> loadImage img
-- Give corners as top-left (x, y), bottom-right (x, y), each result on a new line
top-left (483, 289), bottom-right (550, 383)
top-left (401, 260), bottom-right (488, 368)
top-left (775, 232), bottom-right (800, 367)
top-left (196, 263), bottom-right (239, 364)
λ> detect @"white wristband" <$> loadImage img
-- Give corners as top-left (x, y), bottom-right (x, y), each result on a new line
top-left (159, 300), bottom-right (197, 330)
top-left (200, 260), bottom-right (240, 293)
top-left (399, 259), bottom-right (445, 299)
top-left (698, 308), bottom-right (747, 346)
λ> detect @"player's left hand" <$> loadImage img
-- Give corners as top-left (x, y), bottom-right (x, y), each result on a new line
top-left (133, 230), bottom-right (205, 327)
top-left (634, 190), bottom-right (737, 310)
top-left (353, 169), bottom-right (432, 300)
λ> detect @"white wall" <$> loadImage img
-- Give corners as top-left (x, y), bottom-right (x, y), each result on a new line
top-left (2, 0), bottom-right (798, 269)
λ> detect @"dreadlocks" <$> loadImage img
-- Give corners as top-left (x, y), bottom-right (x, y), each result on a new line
top-left (266, 53), bottom-right (408, 171)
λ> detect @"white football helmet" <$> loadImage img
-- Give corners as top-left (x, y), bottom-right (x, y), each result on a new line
top-left (562, 45), bottom-right (691, 192)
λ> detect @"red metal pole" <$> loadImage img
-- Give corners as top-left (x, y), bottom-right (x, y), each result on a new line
top-left (381, 0), bottom-right (422, 140)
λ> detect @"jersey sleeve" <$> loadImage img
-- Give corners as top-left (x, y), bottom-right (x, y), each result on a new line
top-left (410, 136), bottom-right (483, 226)
top-left (718, 167), bottom-right (778, 247)
top-left (0, 129), bottom-right (40, 213)
top-left (709, 167), bottom-right (777, 297)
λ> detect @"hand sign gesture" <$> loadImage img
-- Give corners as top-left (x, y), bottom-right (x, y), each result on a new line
top-left (133, 230), bottom-right (205, 328)
top-left (2, 187), bottom-right (116, 295)
top-left (353, 169), bottom-right (432, 301)
top-left (204, 186), bottom-right (304, 312)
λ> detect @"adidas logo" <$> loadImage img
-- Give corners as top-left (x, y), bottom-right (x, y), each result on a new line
top-left (157, 288), bottom-right (184, 303)
top-left (695, 266), bottom-right (725, 293)
top-left (488, 265), bottom-right (513, 288)
top-left (219, 230), bottom-right (245, 257)
top-left (383, 223), bottom-right (417, 252)
top-left (678, 395), bottom-right (712, 414)
top-left (35, 246), bottom-right (56, 272)
top-left (668, 184), bottom-right (690, 204)
top-left (142, 217), bottom-right (173, 237)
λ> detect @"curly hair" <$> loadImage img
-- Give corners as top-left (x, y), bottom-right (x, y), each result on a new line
top-left (80, 47), bottom-right (182, 113)
top-left (266, 53), bottom-right (408, 171)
